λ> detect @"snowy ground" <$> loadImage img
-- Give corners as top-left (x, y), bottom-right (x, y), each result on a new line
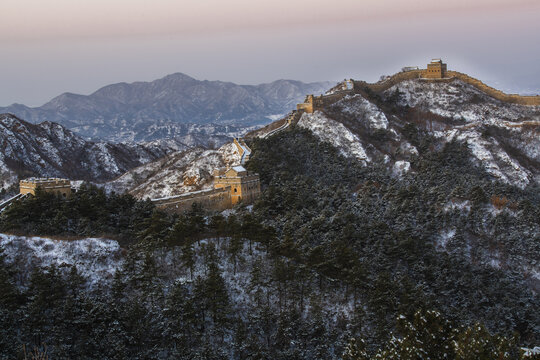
top-left (298, 79), bottom-right (539, 187)
top-left (298, 111), bottom-right (370, 161)
top-left (0, 233), bottom-right (357, 322)
top-left (337, 94), bottom-right (389, 129)
top-left (0, 234), bottom-right (123, 289)
top-left (436, 201), bottom-right (540, 284)
top-left (389, 79), bottom-right (540, 125)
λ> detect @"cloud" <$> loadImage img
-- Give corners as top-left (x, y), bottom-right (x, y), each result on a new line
top-left (2, 0), bottom-right (539, 42)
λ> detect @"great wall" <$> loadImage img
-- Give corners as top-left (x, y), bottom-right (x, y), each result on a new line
top-left (2, 59), bottom-right (537, 214)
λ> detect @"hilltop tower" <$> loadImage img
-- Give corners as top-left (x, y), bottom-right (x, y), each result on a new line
top-left (214, 166), bottom-right (261, 205)
top-left (424, 59), bottom-right (447, 79)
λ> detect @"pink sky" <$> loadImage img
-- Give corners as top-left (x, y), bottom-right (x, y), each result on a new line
top-left (1, 0), bottom-right (540, 106)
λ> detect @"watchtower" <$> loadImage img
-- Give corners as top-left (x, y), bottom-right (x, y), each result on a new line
top-left (425, 59), bottom-right (447, 79)
top-left (213, 166), bottom-right (261, 205)
top-left (19, 178), bottom-right (72, 198)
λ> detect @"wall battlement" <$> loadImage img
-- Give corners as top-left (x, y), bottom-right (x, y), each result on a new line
top-left (296, 90), bottom-right (354, 115)
top-left (446, 71), bottom-right (540, 106)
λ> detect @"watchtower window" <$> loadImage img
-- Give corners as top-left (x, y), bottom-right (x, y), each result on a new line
top-left (234, 188), bottom-right (237, 193)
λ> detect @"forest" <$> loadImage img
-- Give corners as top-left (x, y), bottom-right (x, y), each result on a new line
top-left (0, 126), bottom-right (539, 359)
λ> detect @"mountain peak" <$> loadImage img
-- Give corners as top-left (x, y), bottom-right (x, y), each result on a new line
top-left (160, 72), bottom-right (197, 82)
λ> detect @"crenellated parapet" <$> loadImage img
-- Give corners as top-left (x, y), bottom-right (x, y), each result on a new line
top-left (296, 89), bottom-right (354, 115)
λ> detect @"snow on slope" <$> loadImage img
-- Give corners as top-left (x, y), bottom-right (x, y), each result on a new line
top-left (0, 114), bottom-right (170, 189)
top-left (0, 234), bottom-right (356, 321)
top-left (291, 80), bottom-right (539, 187)
top-left (106, 142), bottom-right (242, 199)
top-left (449, 129), bottom-right (532, 187)
top-left (294, 79), bottom-right (539, 187)
top-left (338, 94), bottom-right (389, 129)
top-left (0, 234), bottom-right (123, 289)
top-left (393, 79), bottom-right (540, 124)
top-left (297, 111), bottom-right (370, 161)
top-left (382, 79), bottom-right (540, 187)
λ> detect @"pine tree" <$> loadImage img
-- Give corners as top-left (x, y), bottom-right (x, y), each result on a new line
top-left (205, 258), bottom-right (230, 328)
top-left (228, 233), bottom-right (242, 275)
top-left (209, 214), bottom-right (227, 243)
top-left (0, 245), bottom-right (18, 307)
top-left (376, 309), bottom-right (454, 359)
top-left (194, 244), bottom-right (230, 333)
top-left (342, 337), bottom-right (369, 360)
top-left (181, 242), bottom-right (196, 280)
top-left (165, 281), bottom-right (200, 352)
top-left (137, 210), bottom-right (171, 246)
top-left (454, 323), bottom-right (519, 360)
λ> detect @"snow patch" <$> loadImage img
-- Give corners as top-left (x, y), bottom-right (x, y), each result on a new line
top-left (393, 160), bottom-right (410, 176)
top-left (436, 229), bottom-right (456, 249)
top-left (0, 234), bottom-right (123, 289)
top-left (298, 111), bottom-right (370, 161)
top-left (335, 94), bottom-right (389, 129)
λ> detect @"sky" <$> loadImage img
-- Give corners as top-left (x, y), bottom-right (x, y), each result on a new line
top-left (1, 0), bottom-right (540, 106)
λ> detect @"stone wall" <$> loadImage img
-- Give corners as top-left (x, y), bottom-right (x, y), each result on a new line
top-left (152, 188), bottom-right (232, 213)
top-left (297, 95), bottom-right (315, 113)
top-left (446, 71), bottom-right (540, 106)
top-left (296, 91), bottom-right (353, 114)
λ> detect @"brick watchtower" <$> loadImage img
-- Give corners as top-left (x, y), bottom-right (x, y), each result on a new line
top-left (213, 166), bottom-right (261, 205)
top-left (19, 178), bottom-right (72, 197)
top-left (424, 59), bottom-right (447, 79)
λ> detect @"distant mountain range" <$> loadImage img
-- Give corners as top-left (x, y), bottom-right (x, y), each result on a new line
top-left (0, 74), bottom-right (333, 142)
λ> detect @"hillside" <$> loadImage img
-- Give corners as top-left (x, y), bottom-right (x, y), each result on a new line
top-left (105, 142), bottom-right (241, 199)
top-left (0, 114), bottom-right (172, 191)
top-left (294, 78), bottom-right (540, 188)
top-left (0, 74), bottom-right (333, 142)
top-left (0, 125), bottom-right (539, 358)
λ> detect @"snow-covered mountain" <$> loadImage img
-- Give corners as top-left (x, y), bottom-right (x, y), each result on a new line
top-left (0, 74), bottom-right (333, 142)
top-left (296, 78), bottom-right (539, 188)
top-left (102, 77), bottom-right (540, 200)
top-left (105, 142), bottom-right (241, 199)
top-left (0, 114), bottom-right (172, 190)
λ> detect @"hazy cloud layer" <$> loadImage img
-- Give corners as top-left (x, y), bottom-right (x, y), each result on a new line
top-left (1, 0), bottom-right (539, 106)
